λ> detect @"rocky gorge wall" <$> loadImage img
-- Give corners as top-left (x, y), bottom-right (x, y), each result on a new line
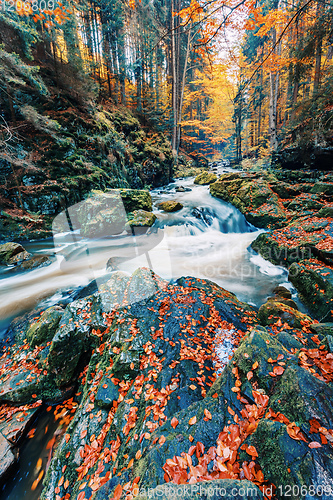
top-left (0, 103), bottom-right (175, 243)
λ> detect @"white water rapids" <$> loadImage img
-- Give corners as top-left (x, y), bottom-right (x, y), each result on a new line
top-left (0, 164), bottom-right (295, 333)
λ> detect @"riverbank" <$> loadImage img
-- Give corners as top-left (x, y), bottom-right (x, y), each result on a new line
top-left (1, 163), bottom-right (333, 499)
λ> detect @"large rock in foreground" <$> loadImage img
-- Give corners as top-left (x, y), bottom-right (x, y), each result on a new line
top-left (39, 271), bottom-right (258, 500)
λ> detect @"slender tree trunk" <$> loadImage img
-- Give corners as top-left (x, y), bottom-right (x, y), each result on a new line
top-left (313, 0), bottom-right (324, 94)
top-left (269, 31), bottom-right (280, 151)
top-left (177, 23), bottom-right (191, 154)
top-left (257, 70), bottom-right (263, 144)
top-left (171, 0), bottom-right (177, 153)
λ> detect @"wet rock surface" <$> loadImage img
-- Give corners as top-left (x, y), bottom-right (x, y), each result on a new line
top-left (0, 432), bottom-right (18, 484)
top-left (1, 266), bottom-right (333, 499)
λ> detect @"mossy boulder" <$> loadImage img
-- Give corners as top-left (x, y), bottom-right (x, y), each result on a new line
top-left (251, 230), bottom-right (313, 267)
top-left (289, 261), bottom-right (333, 321)
top-left (194, 172), bottom-right (217, 185)
top-left (258, 301), bottom-right (312, 329)
top-left (309, 322), bottom-right (333, 337)
top-left (0, 343), bottom-right (67, 404)
top-left (0, 242), bottom-right (30, 265)
top-left (222, 327), bottom-right (298, 395)
top-left (126, 210), bottom-right (156, 228)
top-left (158, 200), bottom-right (183, 212)
top-left (251, 218), bottom-right (333, 267)
top-left (310, 182), bottom-right (333, 195)
top-left (26, 306), bottom-right (64, 347)
top-left (244, 365), bottom-right (333, 495)
top-left (41, 272), bottom-right (258, 500)
top-left (210, 173), bottom-right (287, 229)
top-left (273, 285), bottom-right (292, 299)
top-left (47, 298), bottom-right (101, 387)
top-left (65, 188), bottom-right (153, 238)
top-left (317, 206), bottom-right (333, 218)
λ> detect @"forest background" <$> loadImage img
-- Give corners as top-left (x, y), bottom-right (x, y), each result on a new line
top-left (0, 0), bottom-right (332, 183)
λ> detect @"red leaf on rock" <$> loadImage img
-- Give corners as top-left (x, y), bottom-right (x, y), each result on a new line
top-left (171, 417), bottom-right (179, 429)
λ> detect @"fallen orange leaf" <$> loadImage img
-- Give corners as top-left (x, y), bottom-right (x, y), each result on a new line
top-left (189, 416), bottom-right (197, 426)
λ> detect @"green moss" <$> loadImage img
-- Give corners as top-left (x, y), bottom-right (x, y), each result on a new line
top-left (258, 301), bottom-right (312, 329)
top-left (269, 367), bottom-right (306, 424)
top-left (26, 306), bottom-right (63, 347)
top-left (194, 171), bottom-right (217, 185)
top-left (246, 420), bottom-right (298, 488)
top-left (158, 200), bottom-right (183, 212)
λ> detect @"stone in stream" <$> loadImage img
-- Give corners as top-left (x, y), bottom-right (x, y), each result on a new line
top-left (158, 200), bottom-right (183, 212)
top-left (125, 209), bottom-right (156, 229)
top-left (0, 242), bottom-right (31, 265)
top-left (20, 254), bottom-right (52, 270)
top-left (175, 185), bottom-right (191, 192)
top-left (272, 285), bottom-right (292, 300)
top-left (119, 189), bottom-right (152, 213)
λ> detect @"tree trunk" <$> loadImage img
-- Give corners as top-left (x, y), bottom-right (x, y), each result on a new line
top-left (171, 0), bottom-right (177, 154)
top-left (177, 23), bottom-right (191, 154)
top-left (269, 31), bottom-right (280, 151)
